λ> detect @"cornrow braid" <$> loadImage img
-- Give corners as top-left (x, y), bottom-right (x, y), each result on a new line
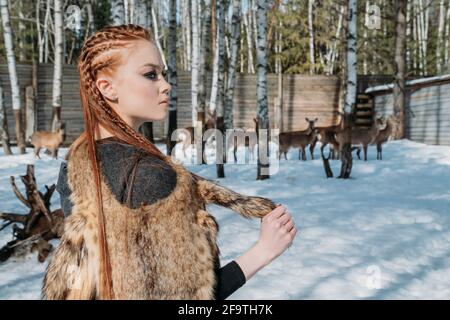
top-left (70, 24), bottom-right (206, 300)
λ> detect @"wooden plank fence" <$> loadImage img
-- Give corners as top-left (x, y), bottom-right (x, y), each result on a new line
top-left (0, 63), bottom-right (392, 145)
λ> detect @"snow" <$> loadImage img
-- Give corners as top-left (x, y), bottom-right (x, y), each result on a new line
top-left (365, 74), bottom-right (450, 94)
top-left (1, 139), bottom-right (450, 299)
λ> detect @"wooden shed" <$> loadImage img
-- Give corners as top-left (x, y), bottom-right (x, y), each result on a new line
top-left (366, 74), bottom-right (450, 146)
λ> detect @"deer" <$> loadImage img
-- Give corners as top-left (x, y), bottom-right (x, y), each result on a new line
top-left (278, 117), bottom-right (318, 161)
top-left (30, 121), bottom-right (66, 159)
top-left (335, 116), bottom-right (384, 161)
top-left (371, 115), bottom-right (397, 160)
top-left (310, 116), bottom-right (343, 160)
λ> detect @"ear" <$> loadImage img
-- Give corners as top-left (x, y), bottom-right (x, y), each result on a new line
top-left (305, 117), bottom-right (309, 122)
top-left (96, 76), bottom-right (118, 102)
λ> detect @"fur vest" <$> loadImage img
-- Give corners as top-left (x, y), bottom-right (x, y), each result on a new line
top-left (42, 140), bottom-right (276, 299)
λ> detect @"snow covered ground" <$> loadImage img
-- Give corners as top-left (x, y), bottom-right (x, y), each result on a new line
top-left (0, 139), bottom-right (449, 299)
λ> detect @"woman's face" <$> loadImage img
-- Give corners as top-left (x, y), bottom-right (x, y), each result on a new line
top-left (96, 39), bottom-right (171, 130)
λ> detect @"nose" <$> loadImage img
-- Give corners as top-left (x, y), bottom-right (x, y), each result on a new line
top-left (160, 76), bottom-right (171, 96)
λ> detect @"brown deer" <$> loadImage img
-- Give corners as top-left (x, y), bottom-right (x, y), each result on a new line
top-left (310, 117), bottom-right (343, 160)
top-left (30, 122), bottom-right (66, 159)
top-left (336, 116), bottom-right (384, 161)
top-left (371, 115), bottom-right (397, 160)
top-left (278, 118), bottom-right (318, 161)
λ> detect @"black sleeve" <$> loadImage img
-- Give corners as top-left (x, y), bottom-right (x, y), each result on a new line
top-left (215, 260), bottom-right (247, 300)
top-left (56, 162), bottom-right (74, 217)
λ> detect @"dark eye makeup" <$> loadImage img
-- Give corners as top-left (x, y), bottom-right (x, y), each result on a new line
top-left (144, 69), bottom-right (167, 81)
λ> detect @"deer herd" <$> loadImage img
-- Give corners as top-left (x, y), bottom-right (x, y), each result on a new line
top-left (28, 113), bottom-right (396, 162)
top-left (176, 113), bottom-right (398, 162)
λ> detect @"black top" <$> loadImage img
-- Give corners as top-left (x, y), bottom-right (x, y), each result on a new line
top-left (56, 136), bottom-right (246, 300)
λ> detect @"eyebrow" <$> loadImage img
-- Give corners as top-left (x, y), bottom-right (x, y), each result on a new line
top-left (142, 63), bottom-right (164, 71)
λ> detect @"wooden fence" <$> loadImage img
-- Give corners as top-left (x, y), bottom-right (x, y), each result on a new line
top-left (0, 63), bottom-right (392, 144)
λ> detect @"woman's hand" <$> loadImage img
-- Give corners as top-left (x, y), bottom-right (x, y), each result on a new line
top-left (234, 205), bottom-right (298, 282)
top-left (255, 204), bottom-right (297, 264)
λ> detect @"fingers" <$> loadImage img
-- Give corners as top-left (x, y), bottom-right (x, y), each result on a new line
top-left (278, 211), bottom-right (292, 225)
top-left (263, 204), bottom-right (286, 221)
top-left (284, 219), bottom-right (295, 232)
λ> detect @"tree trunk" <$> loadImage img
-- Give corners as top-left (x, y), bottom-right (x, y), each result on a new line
top-left (1, 0), bottom-right (25, 154)
top-left (198, 0), bottom-right (212, 165)
top-left (437, 0), bottom-right (446, 74)
top-left (308, 0), bottom-right (315, 74)
top-left (111, 0), bottom-right (125, 25)
top-left (216, 0), bottom-right (226, 178)
top-left (338, 0), bottom-right (356, 180)
top-left (393, 0), bottom-right (407, 140)
top-left (182, 0), bottom-right (192, 71)
top-left (191, 0), bottom-right (200, 127)
top-left (0, 86), bottom-right (12, 155)
top-left (166, 0), bottom-right (178, 157)
top-left (224, 0), bottom-right (241, 131)
top-left (51, 0), bottom-right (63, 133)
top-left (243, 9), bottom-right (255, 73)
top-left (256, 0), bottom-right (269, 180)
top-left (18, 0), bottom-right (26, 62)
top-left (445, 0), bottom-right (450, 68)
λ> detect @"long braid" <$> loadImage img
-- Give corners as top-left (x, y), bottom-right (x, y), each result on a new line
top-left (73, 24), bottom-right (207, 299)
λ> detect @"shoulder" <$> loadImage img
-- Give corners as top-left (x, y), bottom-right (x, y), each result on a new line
top-left (95, 139), bottom-right (178, 208)
top-left (127, 152), bottom-right (178, 207)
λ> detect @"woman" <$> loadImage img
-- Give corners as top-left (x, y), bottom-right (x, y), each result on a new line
top-left (42, 24), bottom-right (297, 300)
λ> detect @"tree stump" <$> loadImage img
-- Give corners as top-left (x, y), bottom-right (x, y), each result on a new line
top-left (0, 165), bottom-right (64, 263)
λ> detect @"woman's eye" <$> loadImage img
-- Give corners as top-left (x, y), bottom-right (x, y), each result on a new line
top-left (144, 71), bottom-right (158, 80)
top-left (161, 70), bottom-right (167, 79)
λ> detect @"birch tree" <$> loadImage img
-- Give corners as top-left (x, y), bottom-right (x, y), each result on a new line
top-left (445, 0), bottom-right (450, 68)
top-left (215, 0), bottom-right (226, 178)
top-left (224, 0), bottom-right (241, 131)
top-left (243, 3), bottom-right (255, 73)
top-left (339, 0), bottom-right (356, 179)
top-left (191, 0), bottom-right (200, 126)
top-left (437, 0), bottom-right (446, 74)
top-left (393, 0), bottom-right (407, 139)
top-left (0, 0), bottom-right (26, 154)
top-left (111, 0), bottom-right (125, 25)
top-left (308, 0), bottom-right (315, 74)
top-left (182, 0), bottom-right (191, 70)
top-left (256, 0), bottom-right (269, 180)
top-left (51, 0), bottom-right (63, 132)
top-left (166, 0), bottom-right (178, 156)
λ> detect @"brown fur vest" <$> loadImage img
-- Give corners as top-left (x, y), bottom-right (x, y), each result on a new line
top-left (42, 141), bottom-right (276, 299)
